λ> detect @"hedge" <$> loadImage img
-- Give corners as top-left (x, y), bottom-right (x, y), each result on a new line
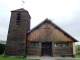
top-left (0, 44), bottom-right (5, 55)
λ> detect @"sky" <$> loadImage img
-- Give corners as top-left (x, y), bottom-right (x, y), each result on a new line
top-left (0, 0), bottom-right (80, 44)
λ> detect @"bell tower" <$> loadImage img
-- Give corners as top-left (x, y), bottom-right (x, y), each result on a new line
top-left (5, 8), bottom-right (31, 56)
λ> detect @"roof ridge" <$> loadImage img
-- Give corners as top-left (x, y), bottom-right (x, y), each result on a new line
top-left (11, 8), bottom-right (28, 12)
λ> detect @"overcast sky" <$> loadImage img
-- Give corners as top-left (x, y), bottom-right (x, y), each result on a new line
top-left (0, 0), bottom-right (80, 44)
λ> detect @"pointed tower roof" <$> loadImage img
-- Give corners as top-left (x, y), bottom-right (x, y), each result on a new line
top-left (11, 8), bottom-right (28, 12)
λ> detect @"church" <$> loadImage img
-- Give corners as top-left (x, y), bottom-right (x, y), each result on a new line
top-left (5, 8), bottom-right (78, 57)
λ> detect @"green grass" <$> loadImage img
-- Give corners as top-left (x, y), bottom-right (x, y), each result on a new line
top-left (56, 58), bottom-right (80, 60)
top-left (55, 55), bottom-right (80, 60)
top-left (76, 55), bottom-right (80, 58)
top-left (0, 54), bottom-right (40, 60)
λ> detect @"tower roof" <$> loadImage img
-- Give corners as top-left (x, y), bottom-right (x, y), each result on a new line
top-left (11, 8), bottom-right (31, 18)
top-left (11, 8), bottom-right (28, 12)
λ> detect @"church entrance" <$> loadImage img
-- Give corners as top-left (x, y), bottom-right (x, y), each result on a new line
top-left (42, 42), bottom-right (52, 56)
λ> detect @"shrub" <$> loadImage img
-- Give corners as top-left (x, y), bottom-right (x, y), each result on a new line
top-left (76, 45), bottom-right (80, 55)
top-left (0, 44), bottom-right (5, 55)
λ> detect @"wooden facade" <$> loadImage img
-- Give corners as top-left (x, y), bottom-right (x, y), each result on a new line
top-left (27, 19), bottom-right (78, 57)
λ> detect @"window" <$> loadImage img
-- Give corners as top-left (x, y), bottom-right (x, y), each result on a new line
top-left (60, 44), bottom-right (63, 47)
top-left (55, 42), bottom-right (69, 47)
top-left (65, 43), bottom-right (69, 47)
top-left (16, 12), bottom-right (21, 24)
top-left (55, 43), bottom-right (58, 47)
top-left (30, 42), bottom-right (39, 47)
top-left (35, 42), bottom-right (39, 47)
top-left (30, 42), bottom-right (34, 47)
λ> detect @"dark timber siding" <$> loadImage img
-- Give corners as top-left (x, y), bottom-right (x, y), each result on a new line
top-left (5, 9), bottom-right (31, 56)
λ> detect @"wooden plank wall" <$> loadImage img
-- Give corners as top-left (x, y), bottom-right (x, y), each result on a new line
top-left (53, 42), bottom-right (73, 56)
top-left (27, 22), bottom-right (73, 56)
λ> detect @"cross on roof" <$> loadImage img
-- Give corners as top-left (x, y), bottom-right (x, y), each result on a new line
top-left (44, 23), bottom-right (50, 29)
top-left (22, 0), bottom-right (25, 8)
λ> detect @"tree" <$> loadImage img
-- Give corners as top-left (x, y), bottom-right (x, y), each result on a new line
top-left (76, 45), bottom-right (80, 55)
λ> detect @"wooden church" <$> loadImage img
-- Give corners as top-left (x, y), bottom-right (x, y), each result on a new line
top-left (5, 8), bottom-right (78, 57)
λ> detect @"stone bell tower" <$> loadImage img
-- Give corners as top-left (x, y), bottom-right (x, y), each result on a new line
top-left (5, 8), bottom-right (31, 56)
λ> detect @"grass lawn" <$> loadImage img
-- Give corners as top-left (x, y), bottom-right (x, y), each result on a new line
top-left (56, 55), bottom-right (80, 60)
top-left (55, 55), bottom-right (80, 60)
top-left (0, 54), bottom-right (40, 60)
top-left (76, 55), bottom-right (80, 58)
top-left (56, 58), bottom-right (80, 60)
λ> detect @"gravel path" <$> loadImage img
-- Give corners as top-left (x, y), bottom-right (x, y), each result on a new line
top-left (27, 56), bottom-right (55, 60)
top-left (27, 56), bottom-right (80, 60)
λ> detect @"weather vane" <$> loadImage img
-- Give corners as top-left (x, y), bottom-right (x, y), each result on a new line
top-left (22, 0), bottom-right (25, 8)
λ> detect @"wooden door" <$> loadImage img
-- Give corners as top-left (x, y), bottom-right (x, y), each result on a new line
top-left (42, 42), bottom-right (52, 56)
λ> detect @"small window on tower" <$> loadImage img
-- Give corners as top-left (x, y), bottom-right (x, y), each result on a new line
top-left (16, 12), bottom-right (21, 25)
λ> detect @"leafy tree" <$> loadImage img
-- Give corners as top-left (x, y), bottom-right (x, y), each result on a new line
top-left (76, 45), bottom-right (80, 55)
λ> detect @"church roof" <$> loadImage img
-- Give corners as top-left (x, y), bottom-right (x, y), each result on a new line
top-left (27, 18), bottom-right (78, 42)
top-left (11, 8), bottom-right (28, 12)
